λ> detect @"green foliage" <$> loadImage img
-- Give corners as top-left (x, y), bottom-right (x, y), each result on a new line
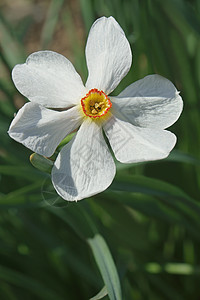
top-left (0, 0), bottom-right (200, 299)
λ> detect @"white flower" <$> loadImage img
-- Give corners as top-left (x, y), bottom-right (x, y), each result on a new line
top-left (8, 16), bottom-right (183, 201)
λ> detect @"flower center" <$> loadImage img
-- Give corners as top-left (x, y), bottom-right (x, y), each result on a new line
top-left (81, 88), bottom-right (112, 118)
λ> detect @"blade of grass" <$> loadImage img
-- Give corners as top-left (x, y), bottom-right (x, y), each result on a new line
top-left (88, 234), bottom-right (122, 300)
top-left (90, 286), bottom-right (108, 300)
top-left (40, 0), bottom-right (65, 48)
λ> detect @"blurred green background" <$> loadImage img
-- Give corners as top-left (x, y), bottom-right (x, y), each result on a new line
top-left (0, 0), bottom-right (200, 299)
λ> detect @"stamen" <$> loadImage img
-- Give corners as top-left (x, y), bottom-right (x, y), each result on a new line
top-left (92, 109), bottom-right (98, 114)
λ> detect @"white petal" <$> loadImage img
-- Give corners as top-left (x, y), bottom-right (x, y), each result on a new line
top-left (112, 74), bottom-right (183, 129)
top-left (119, 74), bottom-right (178, 97)
top-left (12, 51), bottom-right (87, 108)
top-left (52, 119), bottom-right (116, 201)
top-left (8, 103), bottom-right (82, 157)
top-left (104, 116), bottom-right (177, 163)
top-left (85, 16), bottom-right (132, 95)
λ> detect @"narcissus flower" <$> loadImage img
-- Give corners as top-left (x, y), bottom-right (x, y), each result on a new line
top-left (8, 16), bottom-right (183, 201)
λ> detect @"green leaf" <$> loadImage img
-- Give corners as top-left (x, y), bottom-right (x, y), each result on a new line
top-left (79, 0), bottom-right (94, 31)
top-left (0, 165), bottom-right (45, 181)
top-left (40, 0), bottom-right (65, 48)
top-left (167, 150), bottom-right (200, 166)
top-left (108, 174), bottom-right (200, 239)
top-left (0, 182), bottom-right (42, 207)
top-left (111, 174), bottom-right (200, 214)
top-left (0, 12), bottom-right (25, 68)
top-left (90, 286), bottom-right (108, 300)
top-left (88, 234), bottom-right (122, 300)
top-left (0, 265), bottom-right (63, 300)
top-left (111, 174), bottom-right (193, 201)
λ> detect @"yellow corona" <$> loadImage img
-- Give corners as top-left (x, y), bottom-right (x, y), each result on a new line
top-left (81, 88), bottom-right (112, 119)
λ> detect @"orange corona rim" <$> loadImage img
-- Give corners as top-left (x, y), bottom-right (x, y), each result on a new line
top-left (81, 88), bottom-right (112, 119)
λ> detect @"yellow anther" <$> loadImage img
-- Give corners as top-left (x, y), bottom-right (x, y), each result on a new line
top-left (92, 109), bottom-right (98, 114)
